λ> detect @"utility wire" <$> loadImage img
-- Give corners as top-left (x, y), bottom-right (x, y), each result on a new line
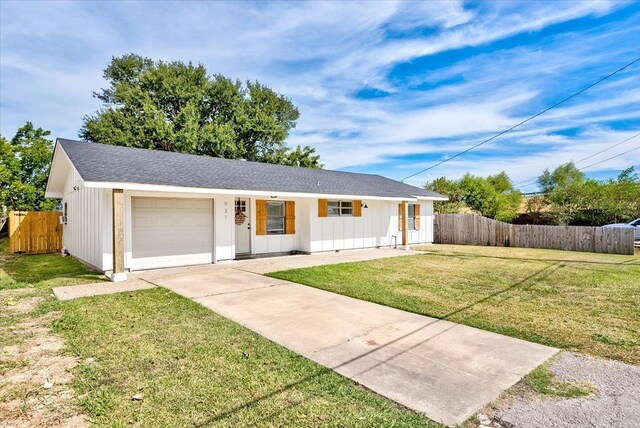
top-left (575, 132), bottom-right (640, 164)
top-left (577, 145), bottom-right (640, 171)
top-left (514, 132), bottom-right (640, 188)
top-left (401, 55), bottom-right (640, 182)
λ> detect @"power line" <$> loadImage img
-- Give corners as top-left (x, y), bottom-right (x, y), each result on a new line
top-left (574, 132), bottom-right (640, 164)
top-left (514, 132), bottom-right (640, 188)
top-left (401, 55), bottom-right (640, 182)
top-left (516, 179), bottom-right (540, 188)
top-left (514, 175), bottom-right (542, 187)
top-left (577, 145), bottom-right (640, 171)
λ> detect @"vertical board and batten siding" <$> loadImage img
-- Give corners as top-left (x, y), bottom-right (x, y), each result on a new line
top-left (310, 199), bottom-right (390, 252)
top-left (405, 201), bottom-right (434, 245)
top-left (62, 165), bottom-right (106, 270)
top-left (253, 198), bottom-right (310, 254)
top-left (8, 211), bottom-right (63, 254)
top-left (214, 195), bottom-right (234, 262)
top-left (434, 213), bottom-right (635, 255)
top-left (309, 199), bottom-right (434, 252)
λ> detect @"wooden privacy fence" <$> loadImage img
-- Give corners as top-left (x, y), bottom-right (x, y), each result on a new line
top-left (8, 211), bottom-right (63, 254)
top-left (434, 213), bottom-right (635, 255)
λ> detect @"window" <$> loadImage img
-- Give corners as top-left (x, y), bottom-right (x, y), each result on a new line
top-left (408, 204), bottom-right (417, 230)
top-left (266, 201), bottom-right (285, 234)
top-left (235, 199), bottom-right (247, 214)
top-left (328, 200), bottom-right (353, 216)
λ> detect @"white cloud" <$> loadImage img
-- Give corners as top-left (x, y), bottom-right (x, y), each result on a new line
top-left (1, 0), bottom-right (638, 188)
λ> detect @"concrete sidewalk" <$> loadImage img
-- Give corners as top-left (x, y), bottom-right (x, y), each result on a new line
top-left (134, 247), bottom-right (417, 279)
top-left (53, 248), bottom-right (413, 300)
top-left (53, 278), bottom-right (155, 300)
top-left (139, 252), bottom-right (557, 426)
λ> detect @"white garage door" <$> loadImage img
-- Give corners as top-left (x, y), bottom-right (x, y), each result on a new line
top-left (131, 197), bottom-right (213, 270)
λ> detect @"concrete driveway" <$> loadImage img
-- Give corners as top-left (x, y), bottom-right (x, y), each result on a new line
top-left (138, 249), bottom-right (557, 426)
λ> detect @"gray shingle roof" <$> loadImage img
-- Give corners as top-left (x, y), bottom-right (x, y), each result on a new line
top-left (57, 138), bottom-right (445, 199)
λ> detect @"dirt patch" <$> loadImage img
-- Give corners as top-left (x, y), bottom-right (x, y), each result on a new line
top-left (1, 289), bottom-right (40, 314)
top-left (1, 290), bottom-right (87, 428)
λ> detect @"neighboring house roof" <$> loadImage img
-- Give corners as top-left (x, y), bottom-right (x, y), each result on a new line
top-left (52, 138), bottom-right (446, 200)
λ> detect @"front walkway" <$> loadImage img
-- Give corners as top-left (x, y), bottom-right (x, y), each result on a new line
top-left (135, 247), bottom-right (417, 278)
top-left (135, 248), bottom-right (557, 426)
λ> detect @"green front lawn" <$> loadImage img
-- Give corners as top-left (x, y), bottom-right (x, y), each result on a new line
top-left (269, 245), bottom-right (640, 365)
top-left (1, 239), bottom-right (437, 426)
top-left (54, 288), bottom-right (434, 427)
top-left (0, 239), bottom-right (104, 291)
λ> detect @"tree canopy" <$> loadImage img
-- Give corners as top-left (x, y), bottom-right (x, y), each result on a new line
top-left (1, 122), bottom-right (57, 212)
top-left (80, 54), bottom-right (321, 167)
top-left (426, 163), bottom-right (639, 226)
top-left (537, 163), bottom-right (640, 225)
top-left (426, 172), bottom-right (522, 222)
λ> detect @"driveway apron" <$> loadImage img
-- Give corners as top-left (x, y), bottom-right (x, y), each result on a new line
top-left (139, 250), bottom-right (557, 426)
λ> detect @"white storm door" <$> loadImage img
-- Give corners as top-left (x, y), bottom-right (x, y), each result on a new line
top-left (234, 198), bottom-right (251, 254)
top-left (131, 197), bottom-right (213, 270)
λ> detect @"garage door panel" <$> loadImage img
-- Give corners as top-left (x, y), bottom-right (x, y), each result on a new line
top-left (192, 199), bottom-right (211, 209)
top-left (132, 197), bottom-right (213, 270)
top-left (175, 217), bottom-right (196, 227)
top-left (154, 199), bottom-right (175, 209)
top-left (133, 198), bottom-right (153, 208)
top-left (154, 215), bottom-right (175, 227)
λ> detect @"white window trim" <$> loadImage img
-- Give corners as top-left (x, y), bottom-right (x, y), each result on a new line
top-left (327, 200), bottom-right (354, 217)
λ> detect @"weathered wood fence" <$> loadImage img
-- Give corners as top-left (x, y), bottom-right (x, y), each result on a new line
top-left (434, 213), bottom-right (635, 255)
top-left (8, 211), bottom-right (63, 254)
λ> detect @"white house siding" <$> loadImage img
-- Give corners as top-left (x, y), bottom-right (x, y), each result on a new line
top-left (62, 165), bottom-right (105, 270)
top-left (406, 200), bottom-right (434, 245)
top-left (252, 197), bottom-right (311, 255)
top-left (215, 195), bottom-right (234, 262)
top-left (63, 184), bottom-right (434, 273)
top-left (101, 190), bottom-right (113, 271)
top-left (308, 199), bottom-right (434, 252)
top-left (309, 200), bottom-right (397, 252)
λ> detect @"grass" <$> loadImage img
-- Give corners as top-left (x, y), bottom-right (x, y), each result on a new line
top-left (524, 361), bottom-right (595, 398)
top-left (0, 237), bottom-right (104, 350)
top-left (269, 244), bottom-right (640, 365)
top-left (53, 288), bottom-right (436, 427)
top-left (0, 238), bottom-right (438, 427)
top-left (0, 238), bottom-right (105, 291)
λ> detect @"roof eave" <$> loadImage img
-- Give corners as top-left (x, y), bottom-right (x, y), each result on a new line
top-left (415, 195), bottom-right (448, 201)
top-left (83, 181), bottom-right (420, 201)
top-left (45, 141), bottom-right (75, 198)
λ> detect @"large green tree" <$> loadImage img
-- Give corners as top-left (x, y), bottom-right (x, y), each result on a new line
top-left (426, 172), bottom-right (522, 222)
top-left (0, 122), bottom-right (57, 212)
top-left (538, 163), bottom-right (640, 225)
top-left (80, 54), bottom-right (321, 167)
top-left (459, 172), bottom-right (522, 222)
top-left (425, 177), bottom-right (464, 214)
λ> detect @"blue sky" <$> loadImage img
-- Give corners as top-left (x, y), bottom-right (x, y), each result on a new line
top-left (1, 1), bottom-right (639, 190)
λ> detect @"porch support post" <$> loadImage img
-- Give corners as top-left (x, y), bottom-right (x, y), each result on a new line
top-left (111, 189), bottom-right (127, 282)
top-left (401, 201), bottom-right (409, 250)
